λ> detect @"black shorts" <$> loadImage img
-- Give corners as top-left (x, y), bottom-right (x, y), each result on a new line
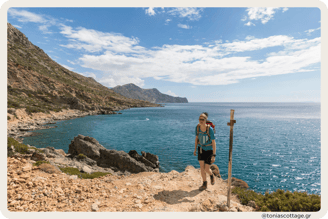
top-left (197, 147), bottom-right (213, 165)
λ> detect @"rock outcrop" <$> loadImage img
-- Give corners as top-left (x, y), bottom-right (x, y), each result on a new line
top-left (112, 83), bottom-right (188, 103)
top-left (231, 177), bottom-right (249, 189)
top-left (68, 135), bottom-right (159, 173)
top-left (7, 155), bottom-right (255, 212)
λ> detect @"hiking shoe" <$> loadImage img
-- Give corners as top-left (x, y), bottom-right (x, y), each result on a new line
top-left (210, 174), bottom-right (215, 185)
top-left (199, 181), bottom-right (207, 191)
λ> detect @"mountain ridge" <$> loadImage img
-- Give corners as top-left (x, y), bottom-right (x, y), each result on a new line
top-left (7, 23), bottom-right (160, 116)
top-left (112, 83), bottom-right (188, 103)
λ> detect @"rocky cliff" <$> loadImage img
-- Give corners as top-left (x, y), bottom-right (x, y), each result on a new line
top-left (7, 23), bottom-right (159, 116)
top-left (112, 83), bottom-right (188, 103)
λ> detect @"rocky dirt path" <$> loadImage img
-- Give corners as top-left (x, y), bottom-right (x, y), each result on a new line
top-left (7, 156), bottom-right (255, 212)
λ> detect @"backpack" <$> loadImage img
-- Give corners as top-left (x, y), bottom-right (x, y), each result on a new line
top-left (196, 124), bottom-right (211, 142)
top-left (197, 124), bottom-right (212, 154)
top-left (206, 120), bottom-right (216, 134)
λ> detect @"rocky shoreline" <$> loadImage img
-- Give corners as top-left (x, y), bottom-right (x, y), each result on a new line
top-left (8, 134), bottom-right (160, 177)
top-left (7, 107), bottom-right (132, 141)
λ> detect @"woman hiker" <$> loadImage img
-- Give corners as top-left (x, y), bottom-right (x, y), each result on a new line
top-left (193, 113), bottom-right (216, 191)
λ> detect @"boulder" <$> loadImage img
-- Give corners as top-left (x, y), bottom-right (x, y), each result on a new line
top-left (56, 149), bottom-right (66, 157)
top-left (128, 150), bottom-right (157, 168)
top-left (98, 149), bottom-right (152, 173)
top-left (141, 151), bottom-right (159, 167)
top-left (82, 165), bottom-right (93, 174)
top-left (31, 152), bottom-right (47, 161)
top-left (44, 147), bottom-right (65, 158)
top-left (73, 155), bottom-right (97, 166)
top-left (247, 200), bottom-right (258, 209)
top-left (68, 135), bottom-right (104, 159)
top-left (231, 177), bottom-right (249, 188)
top-left (68, 135), bottom-right (159, 174)
top-left (26, 149), bottom-right (36, 154)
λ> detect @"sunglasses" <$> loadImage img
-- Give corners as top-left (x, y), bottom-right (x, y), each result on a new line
top-left (199, 118), bottom-right (205, 121)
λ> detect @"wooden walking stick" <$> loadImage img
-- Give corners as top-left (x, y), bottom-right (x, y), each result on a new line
top-left (227, 109), bottom-right (236, 208)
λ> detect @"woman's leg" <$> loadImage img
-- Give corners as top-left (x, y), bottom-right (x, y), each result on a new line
top-left (198, 160), bottom-right (208, 190)
top-left (198, 160), bottom-right (206, 182)
top-left (205, 163), bottom-right (215, 185)
top-left (205, 164), bottom-right (213, 176)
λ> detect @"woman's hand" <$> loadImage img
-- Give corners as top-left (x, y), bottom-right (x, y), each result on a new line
top-left (193, 150), bottom-right (196, 156)
top-left (211, 156), bottom-right (215, 163)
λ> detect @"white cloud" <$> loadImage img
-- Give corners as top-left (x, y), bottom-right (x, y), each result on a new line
top-left (60, 64), bottom-right (74, 71)
top-left (88, 73), bottom-right (97, 79)
top-left (55, 25), bottom-right (320, 87)
top-left (59, 25), bottom-right (142, 53)
top-left (245, 21), bottom-right (255, 26)
top-left (165, 90), bottom-right (178, 97)
top-left (245, 36), bottom-right (255, 40)
top-left (8, 9), bottom-right (66, 34)
top-left (168, 7), bottom-right (203, 21)
top-left (8, 9), bottom-right (46, 23)
top-left (145, 7), bottom-right (156, 16)
top-left (305, 27), bottom-right (321, 35)
top-left (243, 7), bottom-right (288, 25)
top-left (79, 72), bottom-right (97, 80)
top-left (222, 35), bottom-right (294, 52)
top-left (67, 60), bottom-right (76, 65)
top-left (13, 24), bottom-right (22, 28)
top-left (39, 24), bottom-right (53, 34)
top-left (177, 23), bottom-right (191, 29)
top-left (99, 75), bottom-right (145, 88)
top-left (165, 19), bottom-right (171, 25)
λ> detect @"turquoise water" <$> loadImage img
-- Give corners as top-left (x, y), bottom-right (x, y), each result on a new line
top-left (23, 102), bottom-right (321, 194)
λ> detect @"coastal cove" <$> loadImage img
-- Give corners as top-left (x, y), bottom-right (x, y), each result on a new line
top-left (22, 102), bottom-right (321, 195)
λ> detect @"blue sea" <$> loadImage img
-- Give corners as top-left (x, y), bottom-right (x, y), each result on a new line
top-left (23, 102), bottom-right (321, 194)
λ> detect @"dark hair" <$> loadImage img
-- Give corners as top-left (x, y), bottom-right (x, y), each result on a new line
top-left (203, 112), bottom-right (209, 118)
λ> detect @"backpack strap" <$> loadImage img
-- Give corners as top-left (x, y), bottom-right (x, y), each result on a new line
top-left (206, 124), bottom-right (211, 142)
top-left (197, 124), bottom-right (200, 136)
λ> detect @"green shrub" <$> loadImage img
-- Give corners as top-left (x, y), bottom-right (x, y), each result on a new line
top-left (77, 153), bottom-right (87, 160)
top-left (232, 187), bottom-right (321, 212)
top-left (7, 137), bottom-right (44, 157)
top-left (8, 100), bottom-right (20, 108)
top-left (7, 116), bottom-right (11, 120)
top-left (59, 167), bottom-right (111, 179)
top-left (33, 160), bottom-right (50, 166)
top-left (7, 137), bottom-right (28, 156)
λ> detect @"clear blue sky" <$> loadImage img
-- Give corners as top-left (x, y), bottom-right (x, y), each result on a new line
top-left (7, 7), bottom-right (321, 102)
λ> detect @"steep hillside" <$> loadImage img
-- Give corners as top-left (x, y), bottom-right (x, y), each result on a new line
top-left (7, 23), bottom-right (159, 115)
top-left (112, 83), bottom-right (188, 103)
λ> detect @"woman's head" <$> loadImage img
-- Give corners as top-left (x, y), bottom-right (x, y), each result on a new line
top-left (199, 113), bottom-right (207, 125)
